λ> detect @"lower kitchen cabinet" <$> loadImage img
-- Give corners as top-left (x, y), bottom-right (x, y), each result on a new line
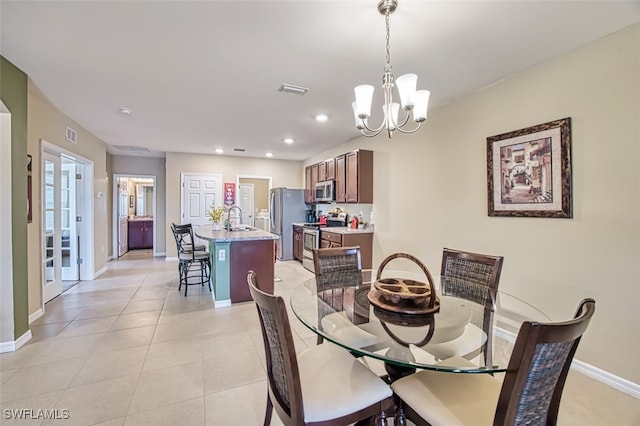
top-left (319, 230), bottom-right (373, 269)
top-left (293, 225), bottom-right (304, 261)
top-left (128, 220), bottom-right (153, 249)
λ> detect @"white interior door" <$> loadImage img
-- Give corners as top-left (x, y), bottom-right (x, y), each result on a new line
top-left (117, 177), bottom-right (129, 256)
top-left (42, 152), bottom-right (61, 302)
top-left (182, 174), bottom-right (223, 226)
top-left (61, 158), bottom-right (79, 281)
top-left (238, 183), bottom-right (255, 226)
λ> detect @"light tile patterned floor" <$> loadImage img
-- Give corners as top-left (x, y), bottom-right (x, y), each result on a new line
top-left (1, 253), bottom-right (638, 425)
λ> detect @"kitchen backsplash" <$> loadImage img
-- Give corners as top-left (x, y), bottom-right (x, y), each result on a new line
top-left (314, 203), bottom-right (373, 226)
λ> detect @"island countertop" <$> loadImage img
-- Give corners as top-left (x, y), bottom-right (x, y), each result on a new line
top-left (194, 226), bottom-right (278, 242)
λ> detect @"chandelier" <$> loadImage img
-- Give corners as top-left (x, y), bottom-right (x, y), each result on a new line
top-left (352, 0), bottom-right (430, 138)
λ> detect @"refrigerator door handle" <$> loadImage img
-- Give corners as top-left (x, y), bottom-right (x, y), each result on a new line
top-left (269, 191), bottom-right (276, 231)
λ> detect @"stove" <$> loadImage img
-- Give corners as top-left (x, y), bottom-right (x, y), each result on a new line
top-left (301, 214), bottom-right (347, 273)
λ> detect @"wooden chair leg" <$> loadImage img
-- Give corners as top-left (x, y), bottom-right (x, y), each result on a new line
top-left (263, 394), bottom-right (273, 426)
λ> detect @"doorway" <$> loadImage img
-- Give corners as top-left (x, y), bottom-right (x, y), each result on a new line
top-left (112, 175), bottom-right (156, 258)
top-left (41, 141), bottom-right (93, 304)
top-left (236, 175), bottom-right (272, 228)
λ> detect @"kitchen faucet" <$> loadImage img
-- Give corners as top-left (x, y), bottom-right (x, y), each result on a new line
top-left (226, 205), bottom-right (243, 229)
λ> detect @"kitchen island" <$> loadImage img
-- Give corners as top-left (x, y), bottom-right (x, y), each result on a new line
top-left (194, 226), bottom-right (278, 307)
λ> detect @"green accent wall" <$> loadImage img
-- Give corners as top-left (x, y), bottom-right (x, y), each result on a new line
top-left (0, 56), bottom-right (29, 339)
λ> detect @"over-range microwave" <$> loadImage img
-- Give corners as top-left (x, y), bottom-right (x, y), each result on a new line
top-left (314, 180), bottom-right (335, 203)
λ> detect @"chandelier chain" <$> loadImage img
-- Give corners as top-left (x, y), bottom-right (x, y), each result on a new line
top-left (384, 11), bottom-right (392, 73)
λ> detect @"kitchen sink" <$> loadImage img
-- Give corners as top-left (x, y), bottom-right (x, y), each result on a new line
top-left (228, 225), bottom-right (255, 232)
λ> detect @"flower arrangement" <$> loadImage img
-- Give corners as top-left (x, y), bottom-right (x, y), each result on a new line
top-left (207, 205), bottom-right (225, 223)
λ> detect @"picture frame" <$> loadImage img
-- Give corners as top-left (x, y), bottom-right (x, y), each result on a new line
top-left (486, 117), bottom-right (572, 218)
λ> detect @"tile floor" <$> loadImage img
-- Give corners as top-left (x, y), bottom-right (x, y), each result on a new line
top-left (1, 252), bottom-right (638, 425)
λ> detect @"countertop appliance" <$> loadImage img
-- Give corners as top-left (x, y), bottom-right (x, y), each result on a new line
top-left (270, 188), bottom-right (308, 261)
top-left (314, 180), bottom-right (335, 203)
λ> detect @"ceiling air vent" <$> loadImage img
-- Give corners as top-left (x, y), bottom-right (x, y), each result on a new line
top-left (65, 127), bottom-right (78, 144)
top-left (277, 83), bottom-right (309, 96)
top-left (112, 145), bottom-right (151, 153)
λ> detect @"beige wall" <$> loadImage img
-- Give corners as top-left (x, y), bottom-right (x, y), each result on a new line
top-left (307, 24), bottom-right (640, 384)
top-left (165, 152), bottom-right (303, 257)
top-left (27, 84), bottom-right (110, 315)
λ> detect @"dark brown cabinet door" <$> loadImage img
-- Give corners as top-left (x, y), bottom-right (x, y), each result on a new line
top-left (311, 164), bottom-right (319, 203)
top-left (335, 155), bottom-right (346, 203)
top-left (128, 220), bottom-right (153, 249)
top-left (293, 226), bottom-right (303, 261)
top-left (345, 151), bottom-right (359, 203)
top-left (304, 166), bottom-right (312, 203)
top-left (325, 158), bottom-right (336, 180)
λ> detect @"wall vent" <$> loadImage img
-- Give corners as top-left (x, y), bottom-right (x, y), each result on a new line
top-left (233, 148), bottom-right (246, 152)
top-left (65, 127), bottom-right (78, 144)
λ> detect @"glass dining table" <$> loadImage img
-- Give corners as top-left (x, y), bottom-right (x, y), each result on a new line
top-left (290, 270), bottom-right (551, 380)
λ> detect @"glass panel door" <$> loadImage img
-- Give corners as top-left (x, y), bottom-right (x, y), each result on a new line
top-left (61, 158), bottom-right (78, 281)
top-left (42, 153), bottom-right (61, 302)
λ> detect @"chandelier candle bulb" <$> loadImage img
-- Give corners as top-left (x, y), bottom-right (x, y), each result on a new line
top-left (354, 85), bottom-right (374, 118)
top-left (395, 73), bottom-right (417, 109)
top-left (352, 102), bottom-right (367, 129)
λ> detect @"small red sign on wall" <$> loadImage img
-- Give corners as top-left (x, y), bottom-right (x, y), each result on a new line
top-left (224, 182), bottom-right (235, 206)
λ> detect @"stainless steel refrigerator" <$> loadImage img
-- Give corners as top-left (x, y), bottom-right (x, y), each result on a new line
top-left (270, 188), bottom-right (307, 260)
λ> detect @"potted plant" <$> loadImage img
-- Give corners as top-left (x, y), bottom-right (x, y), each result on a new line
top-left (207, 204), bottom-right (225, 230)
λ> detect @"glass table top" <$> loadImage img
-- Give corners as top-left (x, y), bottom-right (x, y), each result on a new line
top-left (290, 270), bottom-right (551, 374)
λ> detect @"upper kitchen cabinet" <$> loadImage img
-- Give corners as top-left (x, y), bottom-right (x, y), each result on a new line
top-left (335, 150), bottom-right (373, 203)
top-left (305, 164), bottom-right (320, 204)
top-left (317, 158), bottom-right (335, 181)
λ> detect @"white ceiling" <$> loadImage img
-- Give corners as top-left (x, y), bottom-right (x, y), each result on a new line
top-left (2, 1), bottom-right (639, 161)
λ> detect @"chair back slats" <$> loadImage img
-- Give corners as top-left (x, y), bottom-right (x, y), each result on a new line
top-left (247, 271), bottom-right (305, 424)
top-left (313, 247), bottom-right (363, 291)
top-left (495, 298), bottom-right (596, 425)
top-left (441, 248), bottom-right (504, 290)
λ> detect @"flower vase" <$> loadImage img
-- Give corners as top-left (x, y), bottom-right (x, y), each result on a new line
top-left (211, 222), bottom-right (222, 231)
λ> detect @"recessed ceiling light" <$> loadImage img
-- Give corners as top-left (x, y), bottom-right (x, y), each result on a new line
top-left (119, 107), bottom-right (133, 115)
top-left (265, 152), bottom-right (274, 158)
top-left (315, 114), bottom-right (328, 122)
top-left (283, 138), bottom-right (294, 144)
top-left (215, 148), bottom-right (224, 154)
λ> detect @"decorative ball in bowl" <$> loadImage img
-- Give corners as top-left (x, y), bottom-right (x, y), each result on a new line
top-left (374, 278), bottom-right (432, 305)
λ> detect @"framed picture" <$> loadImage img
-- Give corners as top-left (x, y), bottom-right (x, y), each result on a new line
top-left (486, 117), bottom-right (572, 218)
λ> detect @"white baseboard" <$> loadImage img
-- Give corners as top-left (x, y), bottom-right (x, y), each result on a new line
top-left (29, 308), bottom-right (44, 324)
top-left (154, 251), bottom-right (166, 257)
top-left (214, 299), bottom-right (231, 308)
top-left (572, 359), bottom-right (640, 399)
top-left (495, 327), bottom-right (639, 399)
top-left (0, 329), bottom-right (33, 353)
top-left (165, 256), bottom-right (178, 262)
top-left (93, 266), bottom-right (107, 279)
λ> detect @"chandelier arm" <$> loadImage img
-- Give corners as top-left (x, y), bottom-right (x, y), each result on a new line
top-left (394, 120), bottom-right (423, 135)
top-left (360, 118), bottom-right (387, 136)
top-left (391, 109), bottom-right (412, 130)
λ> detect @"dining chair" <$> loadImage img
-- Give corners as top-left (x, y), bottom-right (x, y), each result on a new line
top-left (311, 247), bottom-right (378, 345)
top-left (390, 298), bottom-right (596, 426)
top-left (425, 248), bottom-right (504, 364)
top-left (247, 270), bottom-right (394, 426)
top-left (171, 223), bottom-right (207, 253)
top-left (171, 224), bottom-right (211, 296)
